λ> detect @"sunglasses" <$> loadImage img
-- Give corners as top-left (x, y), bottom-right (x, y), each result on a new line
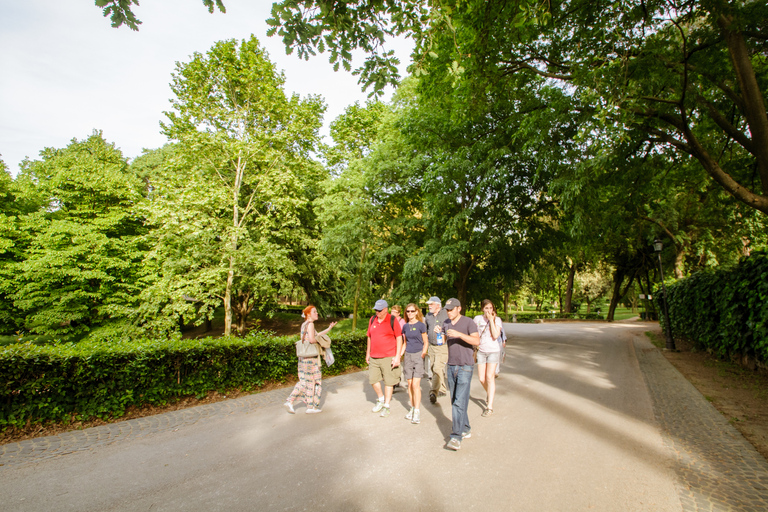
top-left (406, 309), bottom-right (417, 313)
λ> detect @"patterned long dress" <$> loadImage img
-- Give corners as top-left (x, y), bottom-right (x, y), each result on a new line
top-left (287, 322), bottom-right (322, 409)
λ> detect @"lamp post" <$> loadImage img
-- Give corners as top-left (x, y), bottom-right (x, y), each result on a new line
top-left (653, 239), bottom-right (675, 350)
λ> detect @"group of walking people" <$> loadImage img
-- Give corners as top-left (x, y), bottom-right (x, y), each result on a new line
top-left (284, 296), bottom-right (506, 451)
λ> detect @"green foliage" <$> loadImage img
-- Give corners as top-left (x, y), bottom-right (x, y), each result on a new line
top-left (506, 311), bottom-right (604, 323)
top-left (657, 251), bottom-right (768, 363)
top-left (96, 0), bottom-right (225, 30)
top-left (140, 36), bottom-right (328, 336)
top-left (268, 1), bottom-right (768, 214)
top-left (7, 132), bottom-right (147, 340)
top-left (0, 329), bottom-right (367, 428)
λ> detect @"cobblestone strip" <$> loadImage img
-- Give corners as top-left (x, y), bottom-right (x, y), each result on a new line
top-left (635, 339), bottom-right (768, 512)
top-left (0, 371), bottom-right (366, 468)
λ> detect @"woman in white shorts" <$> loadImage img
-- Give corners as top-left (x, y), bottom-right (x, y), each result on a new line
top-left (474, 299), bottom-right (502, 417)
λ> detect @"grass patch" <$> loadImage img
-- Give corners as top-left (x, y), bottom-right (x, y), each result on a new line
top-left (645, 331), bottom-right (664, 349)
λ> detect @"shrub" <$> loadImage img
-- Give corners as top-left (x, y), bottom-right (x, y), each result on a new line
top-left (656, 251), bottom-right (768, 364)
top-left (0, 329), bottom-right (367, 428)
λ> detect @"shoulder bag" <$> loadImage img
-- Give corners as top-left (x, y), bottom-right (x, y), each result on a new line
top-left (296, 325), bottom-right (320, 358)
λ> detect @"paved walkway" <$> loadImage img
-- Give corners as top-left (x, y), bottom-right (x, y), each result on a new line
top-left (1, 323), bottom-right (767, 511)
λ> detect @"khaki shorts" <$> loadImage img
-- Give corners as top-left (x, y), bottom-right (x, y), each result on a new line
top-left (403, 351), bottom-right (426, 380)
top-left (369, 357), bottom-right (402, 387)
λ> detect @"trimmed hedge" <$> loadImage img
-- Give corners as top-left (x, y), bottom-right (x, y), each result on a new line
top-left (0, 330), bottom-right (367, 429)
top-left (506, 312), bottom-right (604, 323)
top-left (656, 251), bottom-right (768, 364)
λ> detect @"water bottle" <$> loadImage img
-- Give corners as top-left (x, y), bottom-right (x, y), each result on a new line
top-left (436, 330), bottom-right (444, 346)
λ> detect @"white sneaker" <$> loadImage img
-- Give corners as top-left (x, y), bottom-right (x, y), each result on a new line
top-left (405, 407), bottom-right (414, 420)
top-left (306, 408), bottom-right (322, 414)
top-left (371, 399), bottom-right (385, 413)
top-left (411, 409), bottom-right (421, 424)
top-left (284, 402), bottom-right (295, 414)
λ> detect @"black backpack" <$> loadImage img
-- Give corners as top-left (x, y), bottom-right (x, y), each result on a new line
top-left (369, 314), bottom-right (396, 332)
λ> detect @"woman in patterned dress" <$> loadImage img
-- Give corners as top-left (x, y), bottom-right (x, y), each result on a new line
top-left (284, 305), bottom-right (336, 414)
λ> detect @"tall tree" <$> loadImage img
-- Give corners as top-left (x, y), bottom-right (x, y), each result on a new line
top-left (382, 74), bottom-right (566, 306)
top-left (0, 159), bottom-right (38, 333)
top-left (9, 132), bottom-right (146, 339)
top-left (141, 36), bottom-right (325, 336)
top-left (317, 101), bottom-right (390, 329)
top-left (268, 0), bottom-right (768, 215)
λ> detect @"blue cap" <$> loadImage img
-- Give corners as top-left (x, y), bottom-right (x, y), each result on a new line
top-left (426, 296), bottom-right (441, 305)
top-left (373, 299), bottom-right (389, 311)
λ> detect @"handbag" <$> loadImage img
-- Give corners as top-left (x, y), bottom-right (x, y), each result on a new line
top-left (295, 325), bottom-right (320, 358)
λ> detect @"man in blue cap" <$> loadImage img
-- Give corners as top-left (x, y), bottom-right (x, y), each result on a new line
top-left (366, 299), bottom-right (403, 417)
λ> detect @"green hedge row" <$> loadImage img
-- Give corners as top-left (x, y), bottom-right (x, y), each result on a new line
top-left (656, 251), bottom-right (768, 364)
top-left (506, 312), bottom-right (604, 323)
top-left (0, 330), bottom-right (367, 429)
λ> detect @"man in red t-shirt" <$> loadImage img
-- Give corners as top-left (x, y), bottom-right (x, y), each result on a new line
top-left (366, 299), bottom-right (403, 417)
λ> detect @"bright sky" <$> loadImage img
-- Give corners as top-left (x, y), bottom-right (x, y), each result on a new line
top-left (0, 0), bottom-right (412, 175)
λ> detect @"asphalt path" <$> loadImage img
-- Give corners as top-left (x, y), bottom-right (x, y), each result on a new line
top-left (1, 323), bottom-right (689, 511)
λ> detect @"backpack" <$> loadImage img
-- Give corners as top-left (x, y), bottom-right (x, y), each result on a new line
top-left (369, 314), bottom-right (396, 332)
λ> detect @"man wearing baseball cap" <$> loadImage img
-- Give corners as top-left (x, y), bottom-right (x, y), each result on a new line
top-left (425, 296), bottom-right (449, 403)
top-left (440, 298), bottom-right (480, 450)
top-left (366, 299), bottom-right (404, 417)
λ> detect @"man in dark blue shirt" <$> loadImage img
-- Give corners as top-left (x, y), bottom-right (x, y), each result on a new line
top-left (440, 298), bottom-right (480, 451)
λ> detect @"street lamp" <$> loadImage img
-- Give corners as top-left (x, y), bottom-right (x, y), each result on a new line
top-left (654, 238), bottom-right (675, 350)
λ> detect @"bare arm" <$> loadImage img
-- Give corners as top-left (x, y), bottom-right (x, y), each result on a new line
top-left (392, 336), bottom-right (403, 368)
top-left (421, 332), bottom-right (428, 358)
top-left (318, 321), bottom-right (337, 336)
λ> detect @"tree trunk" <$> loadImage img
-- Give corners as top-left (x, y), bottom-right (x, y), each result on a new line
top-left (455, 258), bottom-right (473, 309)
top-left (224, 256), bottom-right (234, 336)
top-left (352, 243), bottom-right (366, 332)
top-left (674, 248), bottom-right (685, 279)
top-left (564, 262), bottom-right (576, 314)
top-left (503, 291), bottom-right (510, 322)
top-left (224, 153), bottom-right (245, 337)
top-left (607, 267), bottom-right (635, 322)
top-left (233, 290), bottom-right (252, 336)
top-left (719, 16), bottom-right (768, 197)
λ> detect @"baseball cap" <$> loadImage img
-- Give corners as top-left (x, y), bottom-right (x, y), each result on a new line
top-left (444, 298), bottom-right (461, 310)
top-left (426, 296), bottom-right (441, 305)
top-left (373, 299), bottom-right (389, 311)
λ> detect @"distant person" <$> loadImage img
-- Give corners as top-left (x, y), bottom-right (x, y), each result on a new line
top-left (391, 304), bottom-right (408, 390)
top-left (438, 298), bottom-right (479, 451)
top-left (401, 303), bottom-right (428, 424)
top-left (496, 327), bottom-right (507, 377)
top-left (391, 304), bottom-right (407, 329)
top-left (284, 305), bottom-right (336, 414)
top-left (366, 300), bottom-right (403, 417)
top-left (474, 299), bottom-right (503, 416)
top-left (425, 296), bottom-right (449, 404)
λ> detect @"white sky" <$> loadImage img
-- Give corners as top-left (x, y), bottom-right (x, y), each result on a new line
top-left (0, 0), bottom-right (412, 175)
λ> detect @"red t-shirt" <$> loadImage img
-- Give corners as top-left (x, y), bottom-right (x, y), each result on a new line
top-left (367, 314), bottom-right (403, 358)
